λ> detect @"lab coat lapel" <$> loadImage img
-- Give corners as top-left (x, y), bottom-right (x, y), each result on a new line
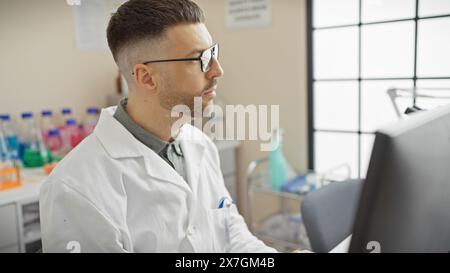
top-left (95, 107), bottom-right (191, 193)
top-left (180, 139), bottom-right (205, 198)
top-left (142, 150), bottom-right (192, 193)
top-left (94, 107), bottom-right (142, 158)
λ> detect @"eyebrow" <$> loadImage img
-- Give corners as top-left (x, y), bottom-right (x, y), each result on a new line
top-left (185, 43), bottom-right (215, 57)
top-left (185, 48), bottom-right (203, 57)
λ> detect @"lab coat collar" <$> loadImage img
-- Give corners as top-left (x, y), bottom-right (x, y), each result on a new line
top-left (94, 106), bottom-right (143, 159)
top-left (94, 106), bottom-right (206, 193)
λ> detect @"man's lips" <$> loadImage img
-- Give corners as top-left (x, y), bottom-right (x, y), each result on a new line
top-left (202, 85), bottom-right (217, 95)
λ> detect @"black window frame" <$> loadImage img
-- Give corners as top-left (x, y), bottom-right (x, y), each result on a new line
top-left (307, 0), bottom-right (450, 178)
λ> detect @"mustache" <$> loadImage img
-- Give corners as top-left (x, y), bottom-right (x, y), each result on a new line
top-left (202, 80), bottom-right (218, 93)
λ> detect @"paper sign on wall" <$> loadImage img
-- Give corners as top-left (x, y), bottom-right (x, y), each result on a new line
top-left (72, 0), bottom-right (126, 50)
top-left (226, 0), bottom-right (272, 29)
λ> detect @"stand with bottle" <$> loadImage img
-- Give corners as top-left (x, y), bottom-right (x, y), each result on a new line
top-left (246, 128), bottom-right (312, 251)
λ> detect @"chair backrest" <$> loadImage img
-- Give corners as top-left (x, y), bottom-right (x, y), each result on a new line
top-left (301, 179), bottom-right (362, 253)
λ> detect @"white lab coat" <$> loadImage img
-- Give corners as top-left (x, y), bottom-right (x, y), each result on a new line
top-left (39, 107), bottom-right (276, 253)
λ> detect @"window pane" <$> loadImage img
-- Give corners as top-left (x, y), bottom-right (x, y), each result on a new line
top-left (314, 27), bottom-right (359, 79)
top-left (313, 0), bottom-right (359, 28)
top-left (361, 80), bottom-right (414, 131)
top-left (314, 81), bottom-right (359, 131)
top-left (361, 21), bottom-right (415, 78)
top-left (362, 0), bottom-right (416, 23)
top-left (360, 134), bottom-right (375, 178)
top-left (419, 0), bottom-right (450, 17)
top-left (417, 18), bottom-right (450, 78)
top-left (415, 80), bottom-right (450, 110)
top-left (314, 132), bottom-right (359, 178)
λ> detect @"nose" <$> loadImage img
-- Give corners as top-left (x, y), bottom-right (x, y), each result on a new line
top-left (207, 56), bottom-right (224, 79)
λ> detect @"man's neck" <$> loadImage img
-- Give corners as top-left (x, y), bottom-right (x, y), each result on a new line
top-left (126, 95), bottom-right (179, 142)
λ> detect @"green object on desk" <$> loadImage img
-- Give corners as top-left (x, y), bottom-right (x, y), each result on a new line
top-left (23, 149), bottom-right (52, 168)
top-left (23, 149), bottom-right (44, 168)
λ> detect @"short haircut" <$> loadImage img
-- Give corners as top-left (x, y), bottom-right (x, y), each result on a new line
top-left (107, 0), bottom-right (205, 71)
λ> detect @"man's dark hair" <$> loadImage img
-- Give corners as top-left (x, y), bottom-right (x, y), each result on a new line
top-left (107, 0), bottom-right (205, 62)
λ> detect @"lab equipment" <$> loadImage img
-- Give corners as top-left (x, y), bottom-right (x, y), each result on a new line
top-left (387, 87), bottom-right (450, 118)
top-left (82, 107), bottom-right (100, 136)
top-left (41, 110), bottom-right (56, 139)
top-left (280, 174), bottom-right (316, 195)
top-left (349, 104), bottom-right (450, 253)
top-left (44, 129), bottom-right (62, 158)
top-left (246, 158), bottom-right (352, 252)
top-left (0, 161), bottom-right (21, 191)
top-left (58, 108), bottom-right (74, 148)
top-left (0, 114), bottom-right (19, 160)
top-left (64, 119), bottom-right (83, 149)
top-left (0, 123), bottom-right (21, 191)
top-left (60, 108), bottom-right (74, 125)
top-left (0, 125), bottom-right (9, 161)
top-left (19, 112), bottom-right (48, 167)
top-left (268, 128), bottom-right (289, 191)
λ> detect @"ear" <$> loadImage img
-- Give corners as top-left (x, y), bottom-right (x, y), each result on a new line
top-left (133, 64), bottom-right (158, 93)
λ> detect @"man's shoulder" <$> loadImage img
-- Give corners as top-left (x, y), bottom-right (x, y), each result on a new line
top-left (47, 134), bottom-right (115, 185)
top-left (42, 134), bottom-right (125, 206)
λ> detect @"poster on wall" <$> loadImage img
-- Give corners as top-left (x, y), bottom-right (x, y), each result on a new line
top-left (226, 0), bottom-right (272, 29)
top-left (70, 0), bottom-right (126, 50)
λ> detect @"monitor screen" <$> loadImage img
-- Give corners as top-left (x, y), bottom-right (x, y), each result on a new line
top-left (350, 104), bottom-right (450, 253)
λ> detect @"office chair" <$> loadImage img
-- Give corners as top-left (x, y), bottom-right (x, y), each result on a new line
top-left (301, 179), bottom-right (363, 253)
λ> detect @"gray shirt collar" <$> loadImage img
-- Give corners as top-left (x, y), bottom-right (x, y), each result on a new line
top-left (113, 97), bottom-right (169, 154)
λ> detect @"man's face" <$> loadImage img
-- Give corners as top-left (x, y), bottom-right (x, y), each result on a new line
top-left (157, 23), bottom-right (224, 115)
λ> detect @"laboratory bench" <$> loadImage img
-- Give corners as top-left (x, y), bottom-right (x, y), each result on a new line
top-left (0, 168), bottom-right (44, 253)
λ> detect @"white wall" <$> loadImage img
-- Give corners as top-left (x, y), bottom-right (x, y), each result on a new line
top-left (0, 0), bottom-right (118, 122)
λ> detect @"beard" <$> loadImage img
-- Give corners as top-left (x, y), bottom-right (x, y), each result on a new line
top-left (158, 77), bottom-right (217, 117)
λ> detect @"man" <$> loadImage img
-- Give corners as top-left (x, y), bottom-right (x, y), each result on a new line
top-left (40, 0), bottom-right (277, 253)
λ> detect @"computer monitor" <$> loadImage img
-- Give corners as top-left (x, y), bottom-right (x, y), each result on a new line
top-left (349, 104), bottom-right (450, 253)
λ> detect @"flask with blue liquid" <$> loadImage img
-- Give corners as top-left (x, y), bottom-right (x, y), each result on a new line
top-left (0, 114), bottom-right (20, 161)
top-left (0, 125), bottom-right (8, 162)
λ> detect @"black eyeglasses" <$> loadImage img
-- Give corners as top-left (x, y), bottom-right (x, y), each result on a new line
top-left (136, 43), bottom-right (219, 74)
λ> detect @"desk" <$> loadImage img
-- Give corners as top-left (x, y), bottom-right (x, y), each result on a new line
top-left (0, 168), bottom-right (46, 253)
